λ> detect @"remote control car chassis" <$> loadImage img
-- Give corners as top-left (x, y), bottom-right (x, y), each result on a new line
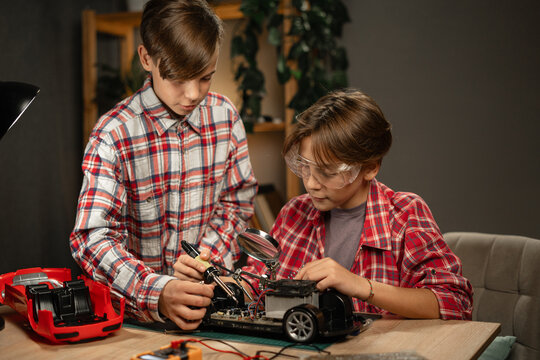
top-left (206, 278), bottom-right (363, 343)
top-left (0, 267), bottom-right (124, 343)
top-left (195, 228), bottom-right (366, 343)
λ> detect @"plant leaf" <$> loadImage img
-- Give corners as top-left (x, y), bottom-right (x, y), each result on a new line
top-left (268, 27), bottom-right (281, 46)
top-left (276, 54), bottom-right (291, 83)
top-left (231, 36), bottom-right (245, 58)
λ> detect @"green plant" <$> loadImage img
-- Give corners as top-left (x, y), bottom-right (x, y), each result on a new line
top-left (231, 0), bottom-right (350, 122)
top-left (283, 0), bottom-right (350, 115)
top-left (231, 0), bottom-right (280, 124)
top-left (96, 52), bottom-right (147, 115)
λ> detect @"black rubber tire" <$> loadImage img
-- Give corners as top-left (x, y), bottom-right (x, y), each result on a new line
top-left (283, 307), bottom-right (318, 343)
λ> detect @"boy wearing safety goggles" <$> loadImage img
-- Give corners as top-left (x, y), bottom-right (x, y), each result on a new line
top-left (244, 89), bottom-right (473, 320)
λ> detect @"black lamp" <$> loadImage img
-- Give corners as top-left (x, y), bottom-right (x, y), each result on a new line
top-left (0, 81), bottom-right (39, 331)
top-left (0, 81), bottom-right (40, 141)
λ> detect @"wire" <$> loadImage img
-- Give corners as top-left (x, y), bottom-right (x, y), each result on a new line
top-left (172, 337), bottom-right (333, 360)
top-left (211, 260), bottom-right (260, 298)
top-left (239, 273), bottom-right (260, 297)
top-left (255, 288), bottom-right (274, 312)
top-left (247, 301), bottom-right (257, 319)
top-left (176, 338), bottom-right (249, 358)
top-left (173, 321), bottom-right (331, 360)
top-left (179, 338), bottom-right (273, 360)
top-left (212, 260), bottom-right (234, 274)
top-left (257, 343), bottom-right (331, 360)
top-left (258, 349), bottom-right (299, 360)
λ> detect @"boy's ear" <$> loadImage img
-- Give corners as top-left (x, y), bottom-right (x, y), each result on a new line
top-left (362, 162), bottom-right (380, 181)
top-left (138, 45), bottom-right (153, 72)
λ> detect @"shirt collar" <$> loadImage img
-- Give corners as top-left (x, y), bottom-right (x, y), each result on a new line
top-left (361, 179), bottom-right (393, 251)
top-left (307, 179), bottom-right (393, 251)
top-left (139, 76), bottom-right (204, 135)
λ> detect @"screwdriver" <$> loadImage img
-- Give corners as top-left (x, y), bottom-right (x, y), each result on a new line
top-left (181, 240), bottom-right (238, 304)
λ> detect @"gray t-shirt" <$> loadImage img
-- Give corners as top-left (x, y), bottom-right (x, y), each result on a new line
top-left (324, 202), bottom-right (367, 270)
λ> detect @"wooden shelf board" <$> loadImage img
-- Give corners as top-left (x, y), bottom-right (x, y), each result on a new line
top-left (213, 2), bottom-right (243, 20)
top-left (93, 1), bottom-right (242, 36)
top-left (253, 122), bottom-right (285, 133)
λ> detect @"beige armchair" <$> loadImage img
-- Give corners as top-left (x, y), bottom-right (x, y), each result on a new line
top-left (443, 232), bottom-right (540, 360)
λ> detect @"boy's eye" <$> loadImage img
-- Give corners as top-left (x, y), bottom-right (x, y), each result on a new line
top-left (169, 78), bottom-right (185, 85)
top-left (321, 171), bottom-right (338, 178)
top-left (313, 167), bottom-right (338, 178)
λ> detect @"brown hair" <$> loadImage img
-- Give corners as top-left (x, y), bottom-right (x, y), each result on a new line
top-left (140, 0), bottom-right (224, 80)
top-left (283, 89), bottom-right (392, 166)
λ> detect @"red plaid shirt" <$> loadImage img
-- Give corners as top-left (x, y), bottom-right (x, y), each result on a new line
top-left (70, 79), bottom-right (257, 322)
top-left (243, 179), bottom-right (473, 320)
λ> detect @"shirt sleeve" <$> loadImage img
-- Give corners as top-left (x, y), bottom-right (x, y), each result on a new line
top-left (199, 114), bottom-right (258, 269)
top-left (69, 137), bottom-right (174, 322)
top-left (399, 198), bottom-right (474, 320)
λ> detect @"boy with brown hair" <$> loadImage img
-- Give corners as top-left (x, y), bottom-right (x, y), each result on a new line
top-left (272, 89), bottom-right (473, 319)
top-left (70, 0), bottom-right (257, 330)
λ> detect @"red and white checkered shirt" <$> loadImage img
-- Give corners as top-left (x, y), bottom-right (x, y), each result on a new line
top-left (70, 79), bottom-right (257, 322)
top-left (243, 179), bottom-right (473, 320)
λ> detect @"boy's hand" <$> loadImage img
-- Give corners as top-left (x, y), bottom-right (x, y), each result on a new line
top-left (173, 250), bottom-right (211, 282)
top-left (158, 279), bottom-right (214, 330)
top-left (295, 257), bottom-right (371, 300)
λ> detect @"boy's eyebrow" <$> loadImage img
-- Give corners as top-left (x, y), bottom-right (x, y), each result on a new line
top-left (202, 70), bottom-right (216, 77)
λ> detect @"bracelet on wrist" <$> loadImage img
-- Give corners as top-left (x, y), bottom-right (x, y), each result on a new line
top-left (362, 278), bottom-right (374, 302)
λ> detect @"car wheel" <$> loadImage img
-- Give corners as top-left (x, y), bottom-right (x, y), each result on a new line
top-left (283, 307), bottom-right (318, 343)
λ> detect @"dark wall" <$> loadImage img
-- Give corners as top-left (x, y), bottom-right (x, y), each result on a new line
top-left (342, 0), bottom-right (540, 238)
top-left (0, 1), bottom-right (122, 274)
top-left (0, 0), bottom-right (539, 275)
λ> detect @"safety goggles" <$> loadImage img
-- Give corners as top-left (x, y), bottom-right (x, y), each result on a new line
top-left (284, 149), bottom-right (361, 189)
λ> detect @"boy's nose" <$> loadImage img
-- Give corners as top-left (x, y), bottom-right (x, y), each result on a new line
top-left (304, 172), bottom-right (323, 190)
top-left (184, 80), bottom-right (200, 101)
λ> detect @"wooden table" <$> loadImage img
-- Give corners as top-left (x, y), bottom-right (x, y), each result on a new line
top-left (0, 305), bottom-right (500, 360)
